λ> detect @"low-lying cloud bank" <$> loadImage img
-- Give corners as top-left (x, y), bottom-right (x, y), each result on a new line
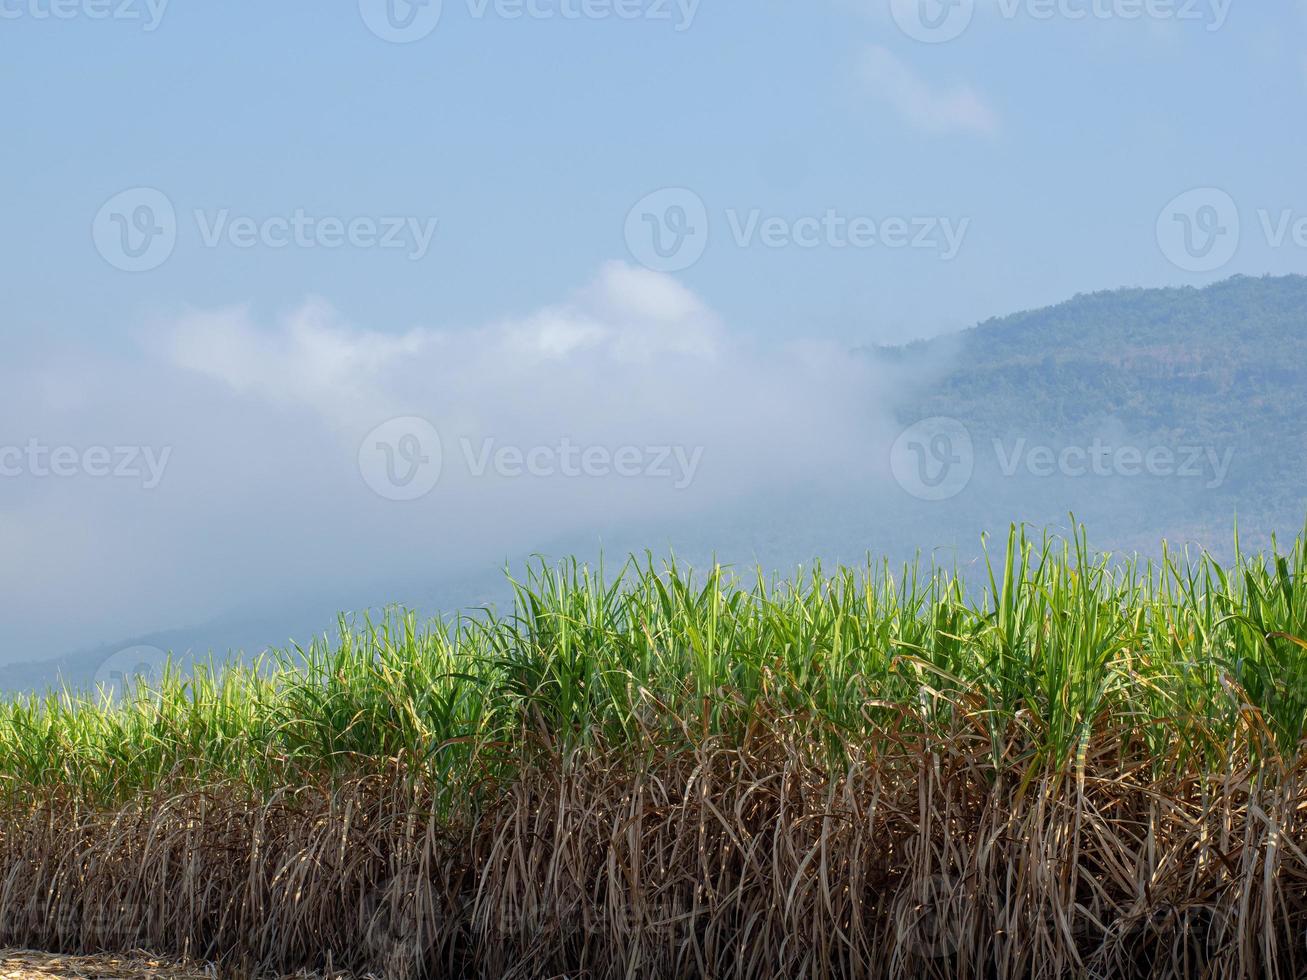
top-left (0, 263), bottom-right (897, 663)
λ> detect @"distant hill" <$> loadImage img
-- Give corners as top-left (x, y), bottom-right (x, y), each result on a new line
top-left (871, 274), bottom-right (1307, 554)
top-left (0, 569), bottom-right (518, 698)
top-left (885, 274), bottom-right (1307, 432)
top-left (8, 275), bottom-right (1305, 695)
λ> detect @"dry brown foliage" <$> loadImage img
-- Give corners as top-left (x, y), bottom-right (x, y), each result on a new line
top-left (3, 732), bottom-right (1307, 979)
top-left (0, 949), bottom-right (216, 979)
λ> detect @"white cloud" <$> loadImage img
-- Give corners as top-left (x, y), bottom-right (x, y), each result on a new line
top-left (162, 299), bottom-right (431, 426)
top-left (0, 264), bottom-right (899, 661)
top-left (858, 45), bottom-right (999, 136)
top-left (492, 261), bottom-right (724, 363)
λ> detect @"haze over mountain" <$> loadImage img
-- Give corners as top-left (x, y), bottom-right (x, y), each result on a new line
top-left (877, 273), bottom-right (1307, 556)
top-left (5, 274), bottom-right (1305, 694)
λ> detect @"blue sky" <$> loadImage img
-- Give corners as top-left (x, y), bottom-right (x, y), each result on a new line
top-left (6, 1), bottom-right (1307, 348)
top-left (3, 1), bottom-right (1307, 664)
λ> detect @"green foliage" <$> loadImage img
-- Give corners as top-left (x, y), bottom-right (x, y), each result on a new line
top-left (2, 523), bottom-right (1307, 811)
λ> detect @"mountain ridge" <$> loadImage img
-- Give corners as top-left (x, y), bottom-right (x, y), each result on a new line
top-left (7, 274), bottom-right (1305, 694)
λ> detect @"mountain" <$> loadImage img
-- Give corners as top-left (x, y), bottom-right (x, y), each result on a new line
top-left (0, 568), bottom-right (519, 698)
top-left (871, 274), bottom-right (1307, 555)
top-left (7, 275), bottom-right (1306, 695)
